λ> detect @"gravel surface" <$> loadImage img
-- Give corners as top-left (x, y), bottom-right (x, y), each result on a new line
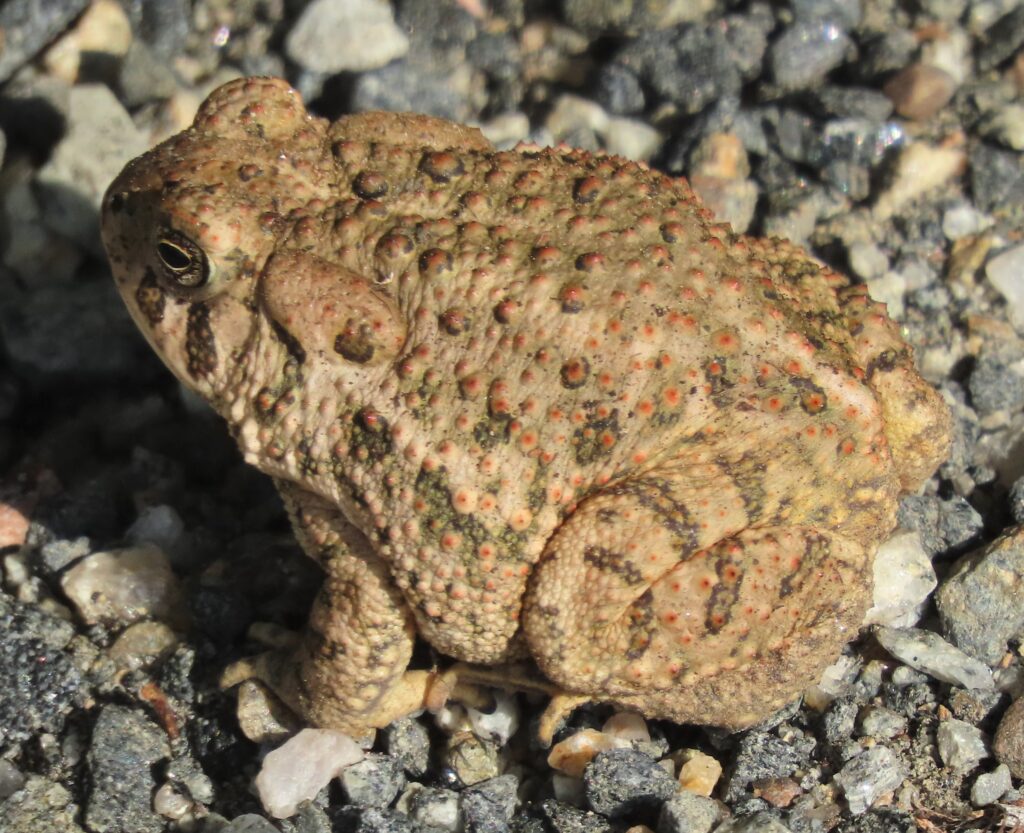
top-left (0, 1), bottom-right (1022, 832)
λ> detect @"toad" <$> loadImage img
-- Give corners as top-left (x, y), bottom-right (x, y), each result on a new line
top-left (102, 77), bottom-right (951, 738)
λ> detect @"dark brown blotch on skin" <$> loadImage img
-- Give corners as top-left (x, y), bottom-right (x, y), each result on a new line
top-left (185, 302), bottom-right (218, 379)
top-left (353, 171), bottom-right (389, 199)
top-left (419, 151), bottom-right (464, 183)
top-left (334, 320), bottom-right (377, 364)
top-left (135, 267), bottom-right (166, 326)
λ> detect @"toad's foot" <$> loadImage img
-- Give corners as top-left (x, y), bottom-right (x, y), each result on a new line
top-left (220, 647), bottom-right (454, 734)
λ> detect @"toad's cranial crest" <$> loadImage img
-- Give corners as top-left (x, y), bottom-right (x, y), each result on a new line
top-left (102, 76), bottom-right (952, 739)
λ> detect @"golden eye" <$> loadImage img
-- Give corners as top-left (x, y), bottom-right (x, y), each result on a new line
top-left (156, 232), bottom-right (209, 288)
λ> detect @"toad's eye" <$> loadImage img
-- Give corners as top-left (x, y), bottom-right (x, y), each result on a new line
top-left (156, 232), bottom-right (209, 288)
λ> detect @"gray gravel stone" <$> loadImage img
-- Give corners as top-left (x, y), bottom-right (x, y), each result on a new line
top-left (463, 774), bottom-right (518, 822)
top-left (404, 786), bottom-right (461, 832)
top-left (656, 789), bottom-right (722, 833)
top-left (583, 747), bottom-right (676, 818)
top-left (821, 698), bottom-right (859, 748)
top-left (896, 494), bottom-right (984, 558)
top-left (339, 753), bottom-right (406, 808)
top-left (936, 718), bottom-right (989, 771)
top-left (594, 63), bottom-right (645, 115)
top-left (351, 59), bottom-right (475, 122)
top-left (118, 41), bottom-right (178, 107)
top-left (971, 763), bottom-right (1012, 806)
top-left (0, 0), bottom-right (91, 83)
top-left (936, 527), bottom-right (1024, 665)
top-left (36, 84), bottom-right (147, 251)
top-left (770, 20), bottom-right (853, 90)
top-left (0, 594), bottom-right (81, 749)
top-left (857, 706), bottom-right (908, 740)
top-left (968, 348), bottom-right (1024, 415)
top-left (383, 717), bottom-right (431, 777)
top-left (0, 760), bottom-right (26, 800)
top-left (539, 799), bottom-right (612, 833)
top-left (970, 142), bottom-right (1024, 220)
top-left (285, 0), bottom-right (409, 74)
top-left (834, 745), bottom-right (906, 815)
top-left (85, 705), bottom-right (170, 833)
top-left (812, 86), bottom-right (894, 121)
top-left (127, 0), bottom-right (190, 59)
top-left (722, 732), bottom-right (814, 802)
top-left (875, 626), bottom-right (994, 690)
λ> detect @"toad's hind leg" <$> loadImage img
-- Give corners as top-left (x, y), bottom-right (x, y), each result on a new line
top-left (522, 475), bottom-right (870, 731)
top-left (222, 484), bottom-right (446, 736)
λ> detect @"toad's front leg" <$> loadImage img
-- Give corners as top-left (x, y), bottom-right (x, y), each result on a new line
top-left (222, 483), bottom-right (450, 735)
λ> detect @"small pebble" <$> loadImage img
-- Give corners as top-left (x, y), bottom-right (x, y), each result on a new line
top-left (676, 750), bottom-right (722, 797)
top-left (847, 241), bottom-right (889, 282)
top-left (461, 775), bottom-right (519, 829)
top-left (971, 763), bottom-right (1012, 806)
top-left (873, 141), bottom-right (966, 221)
top-left (980, 103), bottom-right (1024, 151)
top-left (338, 753), bottom-right (405, 809)
top-left (152, 783), bottom-right (193, 822)
top-left (446, 730), bottom-right (500, 786)
top-left (235, 680), bottom-right (301, 744)
top-left (85, 705), bottom-right (170, 833)
top-left (986, 244), bottom-right (1024, 332)
top-left (936, 718), bottom-right (989, 771)
top-left (770, 19), bottom-right (853, 90)
top-left (863, 530), bottom-right (936, 628)
top-left (254, 729), bottom-right (364, 819)
top-left (107, 621), bottom-right (178, 671)
top-left (834, 745), bottom-right (906, 815)
top-left (883, 63), bottom-right (957, 120)
top-left (35, 84), bottom-right (147, 251)
top-left (942, 202), bottom-right (993, 240)
top-left (382, 717), bottom-right (430, 778)
top-left (583, 748), bottom-right (676, 818)
top-left (656, 789), bottom-right (722, 833)
top-left (284, 0), bottom-right (408, 73)
top-left (857, 705), bottom-right (907, 740)
top-left (968, 343), bottom-right (1024, 415)
top-left (936, 526), bottom-right (1024, 664)
top-left (0, 0), bottom-right (92, 83)
top-left (602, 712), bottom-right (650, 743)
top-left (401, 785), bottom-right (461, 832)
top-left (874, 626), bottom-right (995, 690)
top-left (60, 544), bottom-right (185, 628)
top-left (0, 760), bottom-right (27, 800)
top-left (722, 732), bottom-right (813, 802)
top-left (548, 729), bottom-right (630, 778)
